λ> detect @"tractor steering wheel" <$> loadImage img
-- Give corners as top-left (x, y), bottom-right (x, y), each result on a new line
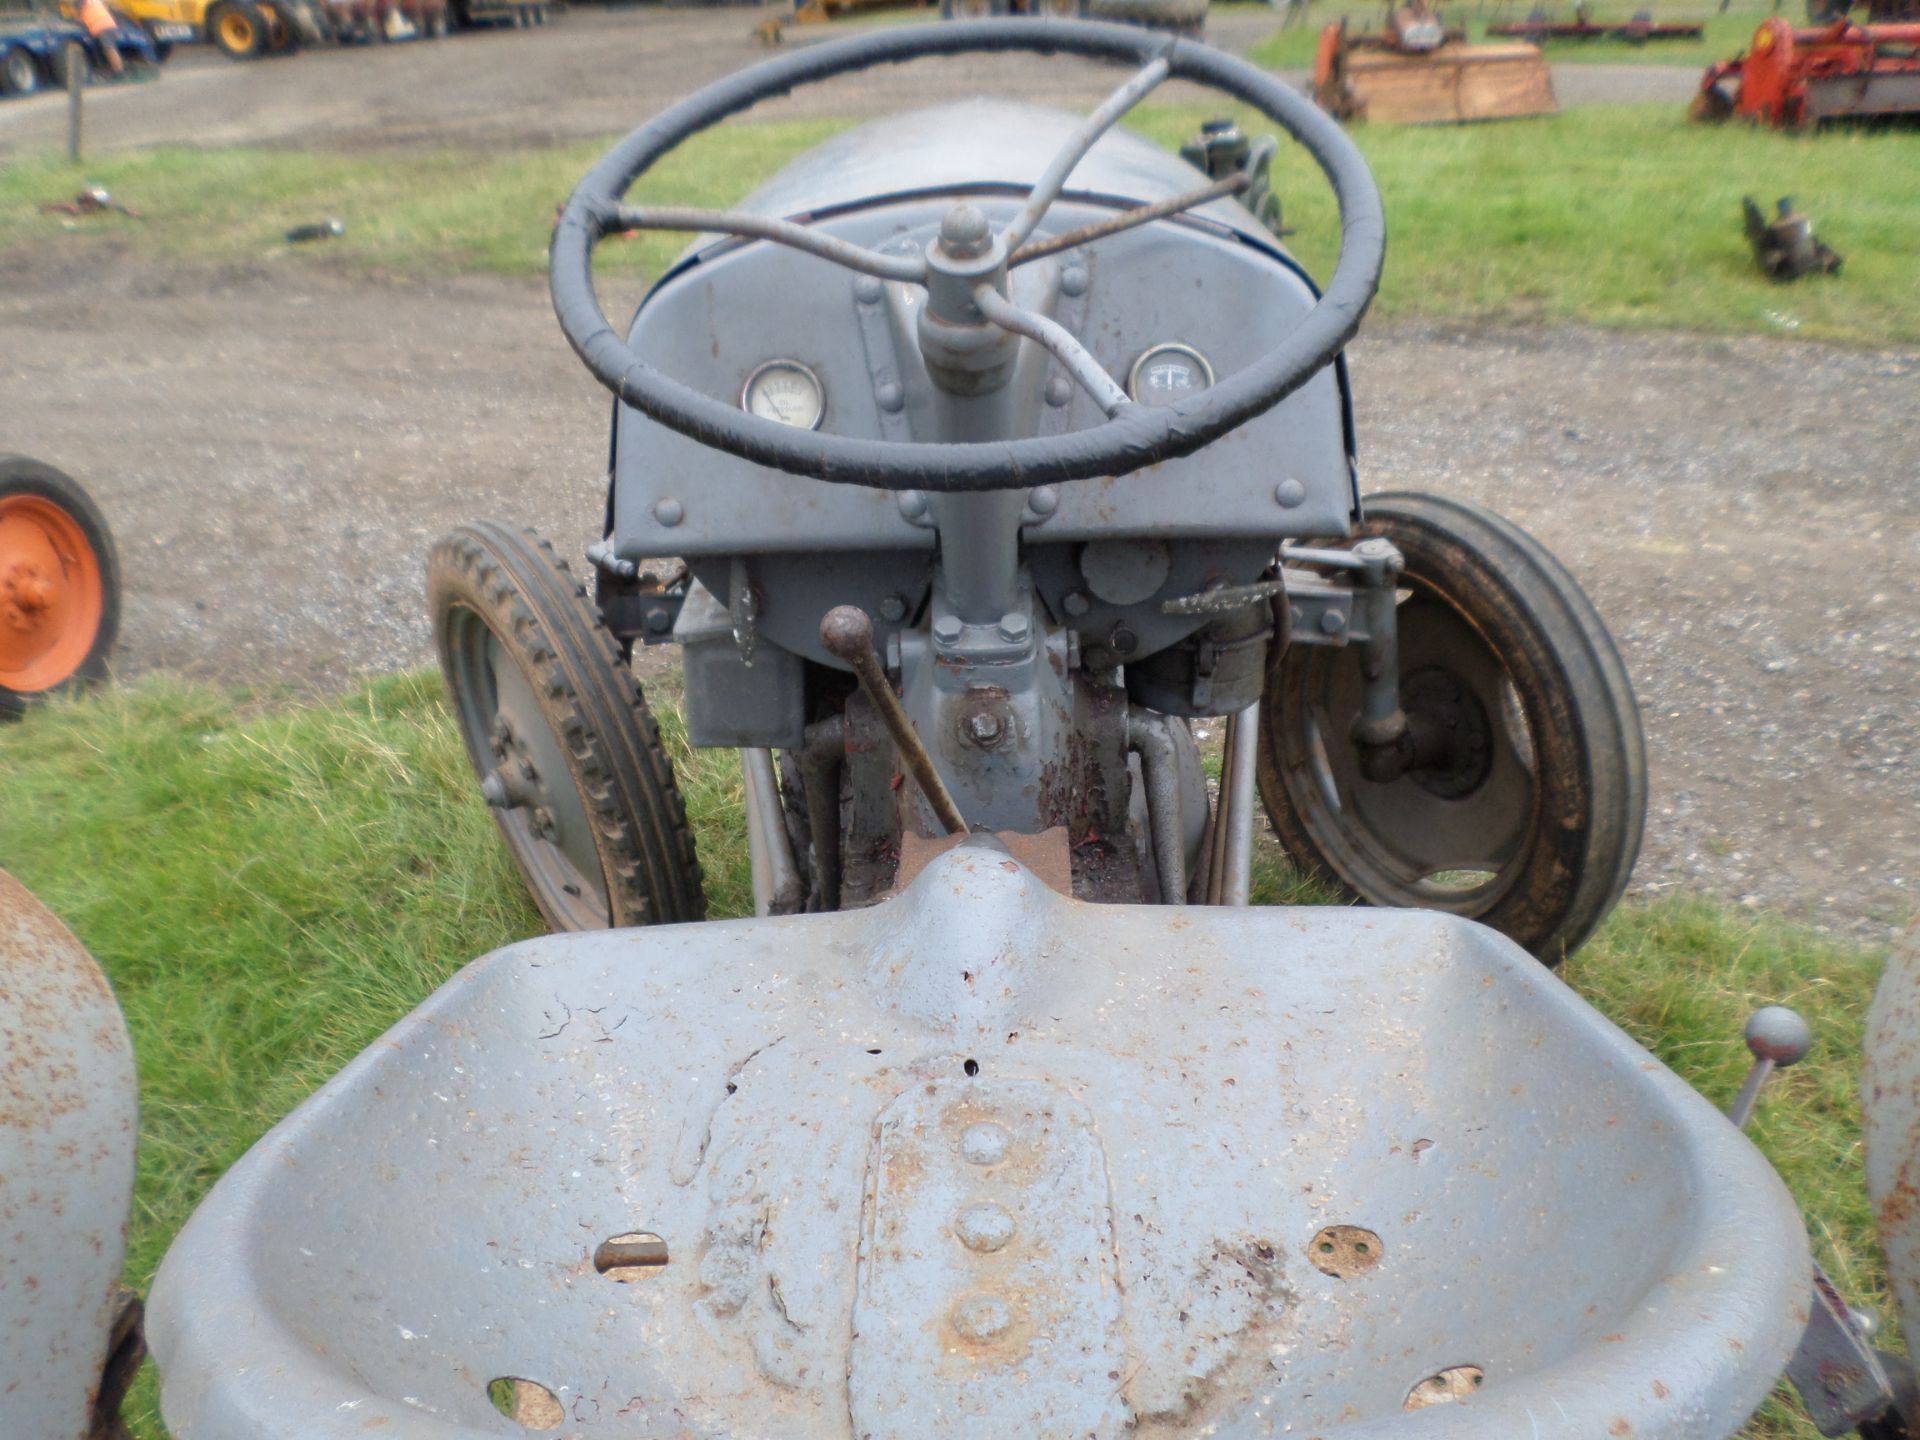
top-left (549, 19), bottom-right (1385, 494)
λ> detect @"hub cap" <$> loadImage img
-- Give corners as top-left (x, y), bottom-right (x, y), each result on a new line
top-left (0, 495), bottom-right (104, 694)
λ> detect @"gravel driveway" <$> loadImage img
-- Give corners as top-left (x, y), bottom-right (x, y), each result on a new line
top-left (3, 250), bottom-right (1911, 938)
top-left (0, 8), bottom-right (1907, 938)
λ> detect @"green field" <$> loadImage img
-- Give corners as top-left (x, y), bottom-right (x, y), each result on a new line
top-left (0, 676), bottom-right (1898, 1439)
top-left (4, 98), bottom-right (1914, 346)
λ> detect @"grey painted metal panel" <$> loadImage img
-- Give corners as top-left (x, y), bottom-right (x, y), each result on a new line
top-left (0, 870), bottom-right (138, 1440)
top-left (723, 100), bottom-right (1277, 250)
top-left (1864, 925), bottom-right (1920, 1400)
top-left (151, 844), bottom-right (1810, 1439)
top-left (612, 194), bottom-right (1353, 560)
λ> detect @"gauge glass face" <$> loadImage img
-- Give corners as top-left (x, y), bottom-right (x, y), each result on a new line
top-left (742, 361), bottom-right (824, 430)
top-left (1127, 343), bottom-right (1215, 408)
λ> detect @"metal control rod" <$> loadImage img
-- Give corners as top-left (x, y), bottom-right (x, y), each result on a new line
top-left (819, 606), bottom-right (968, 836)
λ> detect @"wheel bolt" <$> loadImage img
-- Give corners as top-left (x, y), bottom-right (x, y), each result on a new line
top-left (479, 771), bottom-right (511, 808)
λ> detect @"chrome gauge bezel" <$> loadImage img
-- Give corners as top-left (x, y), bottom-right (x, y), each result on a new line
top-left (1126, 343), bottom-right (1216, 406)
top-left (740, 359), bottom-right (826, 431)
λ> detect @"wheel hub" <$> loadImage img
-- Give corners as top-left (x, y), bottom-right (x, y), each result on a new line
top-left (1400, 665), bottom-right (1493, 799)
top-left (0, 495), bottom-right (102, 693)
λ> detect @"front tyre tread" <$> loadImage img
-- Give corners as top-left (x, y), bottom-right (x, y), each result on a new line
top-left (427, 522), bottom-right (705, 931)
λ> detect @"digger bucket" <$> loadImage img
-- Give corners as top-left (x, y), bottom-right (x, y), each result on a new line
top-left (1321, 33), bottom-right (1559, 123)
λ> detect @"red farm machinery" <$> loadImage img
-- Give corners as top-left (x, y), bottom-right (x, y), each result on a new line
top-left (1695, 14), bottom-right (1920, 125)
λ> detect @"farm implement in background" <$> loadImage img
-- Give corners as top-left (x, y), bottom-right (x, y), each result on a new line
top-left (1695, 15), bottom-right (1920, 126)
top-left (1487, 3), bottom-right (1703, 43)
top-left (1313, 0), bottom-right (1557, 122)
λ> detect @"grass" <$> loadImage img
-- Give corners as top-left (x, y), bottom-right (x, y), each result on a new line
top-left (0, 675), bottom-right (1898, 1439)
top-left (0, 120), bottom-right (848, 281)
top-left (5, 96), bottom-right (1916, 345)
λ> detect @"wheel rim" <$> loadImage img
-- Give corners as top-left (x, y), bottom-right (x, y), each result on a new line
top-left (443, 604), bottom-right (612, 929)
top-left (220, 10), bottom-right (255, 46)
top-left (1276, 577), bottom-right (1540, 915)
top-left (6, 51), bottom-right (33, 88)
top-left (0, 494), bottom-right (104, 694)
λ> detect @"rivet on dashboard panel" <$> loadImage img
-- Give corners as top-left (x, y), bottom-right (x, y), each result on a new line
top-left (877, 381), bottom-right (905, 414)
top-left (855, 275), bottom-right (884, 304)
top-left (653, 497), bottom-right (685, 528)
top-left (1274, 478), bottom-right (1307, 509)
top-left (1060, 266), bottom-right (1089, 298)
top-left (1027, 486), bottom-right (1058, 518)
top-left (897, 490), bottom-right (929, 521)
top-left (1044, 376), bottom-right (1073, 408)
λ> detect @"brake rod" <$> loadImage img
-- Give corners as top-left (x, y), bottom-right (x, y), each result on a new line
top-left (819, 605), bottom-right (968, 837)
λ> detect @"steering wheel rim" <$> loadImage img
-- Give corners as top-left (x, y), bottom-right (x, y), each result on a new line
top-left (549, 19), bottom-right (1385, 494)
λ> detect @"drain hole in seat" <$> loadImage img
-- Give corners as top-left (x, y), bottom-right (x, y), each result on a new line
top-left (488, 1377), bottom-right (564, 1430)
top-left (594, 1231), bottom-right (669, 1280)
top-left (963, 1057), bottom-right (980, 1077)
top-left (1405, 1365), bottom-right (1485, 1409)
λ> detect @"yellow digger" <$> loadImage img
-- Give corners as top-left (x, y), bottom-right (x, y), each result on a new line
top-left (1312, 0), bottom-right (1557, 123)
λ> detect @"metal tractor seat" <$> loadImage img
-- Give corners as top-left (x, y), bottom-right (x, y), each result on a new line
top-left (148, 841), bottom-right (1810, 1439)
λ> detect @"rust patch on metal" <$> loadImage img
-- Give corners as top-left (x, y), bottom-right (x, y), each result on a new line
top-left (1308, 1224), bottom-right (1383, 1278)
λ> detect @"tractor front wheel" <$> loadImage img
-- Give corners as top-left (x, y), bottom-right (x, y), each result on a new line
top-left (209, 0), bottom-right (269, 56)
top-left (1256, 492), bottom-right (1646, 965)
top-left (0, 456), bottom-right (120, 720)
top-left (429, 523), bottom-right (706, 932)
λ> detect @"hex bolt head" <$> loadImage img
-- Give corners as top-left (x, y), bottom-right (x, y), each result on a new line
top-left (854, 274), bottom-right (884, 304)
top-left (653, 497), bottom-right (685, 528)
top-left (1274, 478), bottom-right (1307, 508)
top-left (1060, 266), bottom-right (1089, 297)
top-left (963, 710), bottom-right (1005, 748)
top-left (1027, 486), bottom-right (1059, 518)
top-left (878, 593), bottom-right (908, 623)
top-left (998, 611), bottom-right (1030, 645)
top-left (939, 203), bottom-right (992, 260)
top-left (1062, 590), bottom-right (1091, 617)
top-left (1319, 608), bottom-right (1347, 635)
top-left (1045, 376), bottom-right (1073, 407)
top-left (645, 607), bottom-right (673, 634)
top-left (876, 381), bottom-right (905, 414)
top-left (932, 614), bottom-right (964, 646)
top-left (1746, 1006), bottom-right (1811, 1066)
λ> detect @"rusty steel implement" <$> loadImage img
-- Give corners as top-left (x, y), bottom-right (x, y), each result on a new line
top-left (0, 868), bottom-right (142, 1440)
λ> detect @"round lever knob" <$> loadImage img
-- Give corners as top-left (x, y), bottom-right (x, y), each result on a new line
top-left (1746, 1006), bottom-right (1811, 1067)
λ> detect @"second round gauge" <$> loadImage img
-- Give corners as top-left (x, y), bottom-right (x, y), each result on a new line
top-left (742, 360), bottom-right (825, 430)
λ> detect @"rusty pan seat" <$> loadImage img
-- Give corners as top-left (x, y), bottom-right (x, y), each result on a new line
top-left (148, 839), bottom-right (1810, 1439)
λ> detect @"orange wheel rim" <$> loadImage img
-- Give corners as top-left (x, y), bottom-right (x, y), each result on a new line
top-left (222, 12), bottom-right (252, 43)
top-left (0, 495), bottom-right (103, 694)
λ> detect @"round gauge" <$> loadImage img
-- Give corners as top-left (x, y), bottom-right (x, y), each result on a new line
top-left (1127, 343), bottom-right (1215, 408)
top-left (741, 360), bottom-right (825, 430)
